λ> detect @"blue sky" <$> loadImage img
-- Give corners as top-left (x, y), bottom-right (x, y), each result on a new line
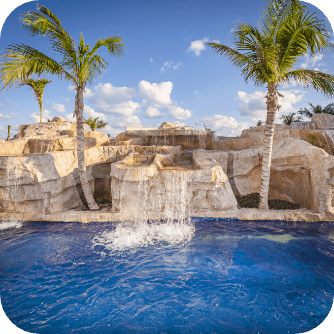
top-left (0, 0), bottom-right (333, 138)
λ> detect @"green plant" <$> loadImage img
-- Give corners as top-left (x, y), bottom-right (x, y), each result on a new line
top-left (206, 0), bottom-right (334, 209)
top-left (7, 125), bottom-right (11, 141)
top-left (84, 116), bottom-right (108, 131)
top-left (0, 4), bottom-right (124, 210)
top-left (299, 102), bottom-right (334, 119)
top-left (21, 78), bottom-right (52, 123)
top-left (257, 120), bottom-right (263, 126)
top-left (280, 113), bottom-right (303, 125)
top-left (203, 123), bottom-right (215, 133)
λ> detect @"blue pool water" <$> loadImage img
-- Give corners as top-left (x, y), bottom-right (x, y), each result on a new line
top-left (0, 218), bottom-right (333, 334)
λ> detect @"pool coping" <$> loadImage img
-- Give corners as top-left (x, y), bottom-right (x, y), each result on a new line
top-left (1, 208), bottom-right (333, 223)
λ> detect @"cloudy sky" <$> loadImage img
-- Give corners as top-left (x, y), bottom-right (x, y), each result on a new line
top-left (0, 0), bottom-right (333, 139)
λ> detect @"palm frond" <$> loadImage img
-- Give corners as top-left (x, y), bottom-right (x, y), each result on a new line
top-left (0, 44), bottom-right (73, 90)
top-left (87, 36), bottom-right (125, 59)
top-left (281, 69), bottom-right (334, 98)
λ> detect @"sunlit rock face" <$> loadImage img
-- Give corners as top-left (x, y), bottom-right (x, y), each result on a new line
top-left (110, 149), bottom-right (238, 219)
top-left (311, 114), bottom-right (334, 130)
top-left (202, 137), bottom-right (334, 214)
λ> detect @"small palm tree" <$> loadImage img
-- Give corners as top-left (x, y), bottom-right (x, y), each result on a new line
top-left (21, 78), bottom-right (52, 123)
top-left (280, 112), bottom-right (303, 125)
top-left (84, 116), bottom-right (108, 131)
top-left (0, 5), bottom-right (124, 210)
top-left (207, 0), bottom-right (334, 209)
top-left (298, 102), bottom-right (334, 118)
top-left (7, 125), bottom-right (11, 141)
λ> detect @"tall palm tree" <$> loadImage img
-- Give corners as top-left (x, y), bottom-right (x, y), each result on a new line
top-left (21, 78), bottom-right (52, 123)
top-left (0, 5), bottom-right (124, 210)
top-left (298, 102), bottom-right (334, 118)
top-left (280, 112), bottom-right (303, 125)
top-left (207, 0), bottom-right (334, 209)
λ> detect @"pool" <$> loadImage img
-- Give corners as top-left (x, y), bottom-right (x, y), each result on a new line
top-left (0, 218), bottom-right (333, 333)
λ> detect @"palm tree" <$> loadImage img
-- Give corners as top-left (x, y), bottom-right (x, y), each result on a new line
top-left (257, 120), bottom-right (263, 126)
top-left (84, 116), bottom-right (108, 131)
top-left (298, 102), bottom-right (334, 118)
top-left (280, 112), bottom-right (303, 125)
top-left (207, 0), bottom-right (334, 209)
top-left (21, 78), bottom-right (52, 123)
top-left (0, 5), bottom-right (124, 210)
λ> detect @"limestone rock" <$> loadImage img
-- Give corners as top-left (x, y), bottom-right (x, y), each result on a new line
top-left (311, 114), bottom-right (334, 130)
top-left (52, 116), bottom-right (66, 122)
top-left (158, 122), bottom-right (177, 129)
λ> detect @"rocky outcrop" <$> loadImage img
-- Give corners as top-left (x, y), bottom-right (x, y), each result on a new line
top-left (110, 148), bottom-right (237, 219)
top-left (311, 114), bottom-right (334, 130)
top-left (199, 137), bottom-right (334, 214)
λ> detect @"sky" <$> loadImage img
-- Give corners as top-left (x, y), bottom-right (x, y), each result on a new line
top-left (0, 0), bottom-right (333, 139)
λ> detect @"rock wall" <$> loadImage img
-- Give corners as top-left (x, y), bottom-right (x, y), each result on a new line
top-left (198, 137), bottom-right (334, 214)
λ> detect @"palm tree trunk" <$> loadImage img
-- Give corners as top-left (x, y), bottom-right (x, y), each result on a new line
top-left (39, 99), bottom-right (43, 123)
top-left (75, 86), bottom-right (99, 210)
top-left (259, 86), bottom-right (279, 209)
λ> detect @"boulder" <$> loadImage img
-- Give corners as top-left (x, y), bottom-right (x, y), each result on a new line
top-left (158, 122), bottom-right (177, 129)
top-left (204, 137), bottom-right (334, 214)
top-left (52, 116), bottom-right (66, 123)
top-left (311, 114), bottom-right (334, 130)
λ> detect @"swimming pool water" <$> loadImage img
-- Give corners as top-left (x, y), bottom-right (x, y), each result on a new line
top-left (0, 218), bottom-right (333, 333)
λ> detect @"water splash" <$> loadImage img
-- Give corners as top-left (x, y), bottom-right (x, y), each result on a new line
top-left (323, 130), bottom-right (334, 154)
top-left (291, 122), bottom-right (315, 130)
top-left (95, 169), bottom-right (194, 253)
top-left (0, 220), bottom-right (22, 230)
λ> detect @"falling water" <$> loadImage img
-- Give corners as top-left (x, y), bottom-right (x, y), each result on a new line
top-left (93, 168), bottom-right (194, 253)
top-left (291, 122), bottom-right (316, 130)
top-left (0, 158), bottom-right (22, 230)
top-left (322, 130), bottom-right (334, 155)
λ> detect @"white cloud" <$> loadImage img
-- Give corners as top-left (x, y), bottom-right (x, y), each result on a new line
top-left (160, 61), bottom-right (173, 73)
top-left (0, 112), bottom-right (14, 121)
top-left (84, 105), bottom-right (108, 121)
top-left (52, 103), bottom-right (66, 113)
top-left (161, 61), bottom-right (182, 73)
top-left (194, 91), bottom-right (199, 95)
top-left (5, 98), bottom-right (14, 104)
top-left (237, 89), bottom-right (304, 117)
top-left (64, 113), bottom-right (75, 122)
top-left (300, 54), bottom-right (324, 70)
top-left (167, 105), bottom-right (192, 120)
top-left (107, 101), bottom-right (141, 116)
top-left (110, 115), bottom-right (142, 128)
top-left (139, 80), bottom-right (173, 105)
top-left (196, 114), bottom-right (250, 136)
top-left (172, 62), bottom-right (182, 70)
top-left (30, 109), bottom-right (53, 123)
top-left (65, 98), bottom-right (70, 103)
top-left (149, 57), bottom-right (154, 62)
top-left (187, 37), bottom-right (209, 56)
top-left (143, 106), bottom-right (165, 118)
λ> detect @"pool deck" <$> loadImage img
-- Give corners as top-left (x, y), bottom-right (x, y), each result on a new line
top-left (1, 208), bottom-right (333, 223)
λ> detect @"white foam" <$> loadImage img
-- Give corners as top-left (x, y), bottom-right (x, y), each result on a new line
top-left (0, 220), bottom-right (23, 230)
top-left (92, 220), bottom-right (195, 253)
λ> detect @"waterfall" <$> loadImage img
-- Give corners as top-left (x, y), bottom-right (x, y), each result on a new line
top-left (322, 130), bottom-right (334, 155)
top-left (94, 168), bottom-right (194, 253)
top-left (291, 122), bottom-right (315, 130)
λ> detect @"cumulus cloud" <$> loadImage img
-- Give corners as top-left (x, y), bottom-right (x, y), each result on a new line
top-left (110, 115), bottom-right (142, 128)
top-left (167, 105), bottom-right (192, 120)
top-left (139, 80), bottom-right (173, 105)
top-left (84, 105), bottom-right (108, 121)
top-left (52, 103), bottom-right (66, 113)
top-left (196, 114), bottom-right (250, 136)
top-left (187, 37), bottom-right (209, 56)
top-left (143, 106), bottom-right (165, 118)
top-left (237, 89), bottom-right (304, 118)
top-left (31, 109), bottom-right (52, 123)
